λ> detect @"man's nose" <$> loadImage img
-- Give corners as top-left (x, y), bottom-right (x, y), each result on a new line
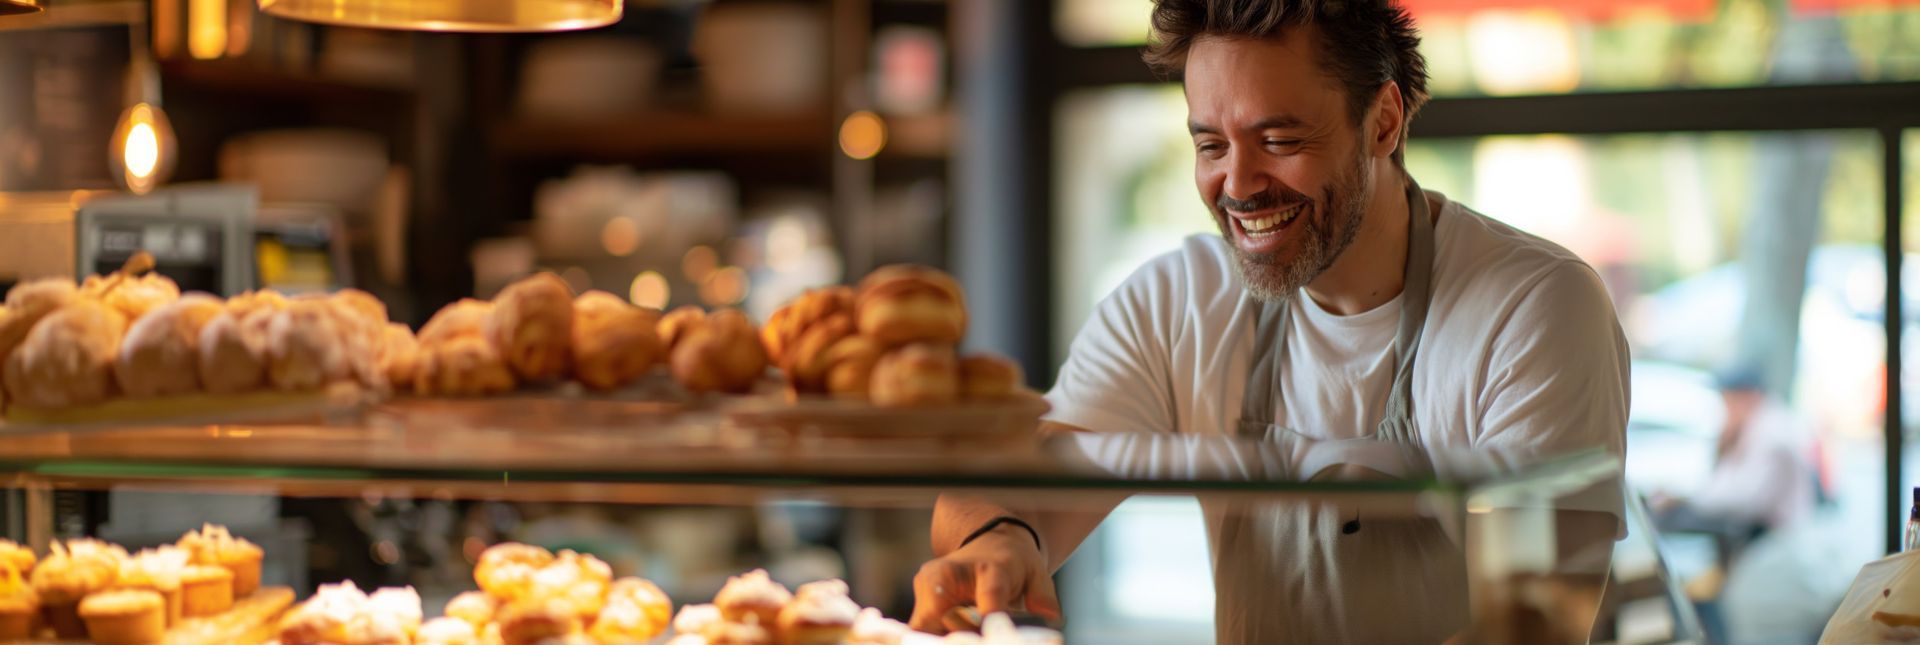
top-left (1222, 151), bottom-right (1269, 205)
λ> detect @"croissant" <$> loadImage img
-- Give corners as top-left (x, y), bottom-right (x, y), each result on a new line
top-left (487, 273), bottom-right (574, 382)
top-left (855, 266), bottom-right (966, 347)
top-left (781, 313), bottom-right (856, 392)
top-left (820, 335), bottom-right (883, 400)
top-left (415, 335), bottom-right (516, 397)
top-left (959, 353), bottom-right (1023, 400)
top-left (656, 306), bottom-right (707, 353)
top-left (571, 291), bottom-right (664, 391)
top-left (115, 295), bottom-right (225, 397)
top-left (869, 343), bottom-right (959, 407)
top-left (4, 300), bottom-right (129, 408)
top-left (762, 286), bottom-right (854, 366)
top-left (668, 309), bottom-right (766, 394)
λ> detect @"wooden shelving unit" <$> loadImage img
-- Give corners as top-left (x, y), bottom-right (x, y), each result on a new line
top-left (160, 60), bottom-right (412, 105)
top-left (488, 111), bottom-right (831, 161)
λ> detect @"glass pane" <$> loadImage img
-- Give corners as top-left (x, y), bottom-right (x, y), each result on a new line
top-left (1055, 1), bottom-right (1920, 94)
top-left (1052, 83), bottom-right (1886, 642)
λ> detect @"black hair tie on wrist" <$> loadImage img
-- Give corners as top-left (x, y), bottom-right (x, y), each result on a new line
top-left (960, 516), bottom-right (1043, 552)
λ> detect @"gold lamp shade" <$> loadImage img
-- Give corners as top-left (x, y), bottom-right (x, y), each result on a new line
top-left (257, 0), bottom-right (619, 32)
top-left (0, 0), bottom-right (43, 16)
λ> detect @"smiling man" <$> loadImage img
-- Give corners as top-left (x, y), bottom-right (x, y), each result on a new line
top-left (911, 0), bottom-right (1629, 642)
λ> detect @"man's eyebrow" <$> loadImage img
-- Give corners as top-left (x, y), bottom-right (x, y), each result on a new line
top-left (1188, 121), bottom-right (1218, 136)
top-left (1188, 115), bottom-right (1308, 136)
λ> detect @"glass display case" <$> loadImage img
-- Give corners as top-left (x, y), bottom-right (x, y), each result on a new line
top-left (0, 397), bottom-right (1688, 644)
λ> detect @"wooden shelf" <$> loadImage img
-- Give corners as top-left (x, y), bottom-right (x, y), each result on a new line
top-left (161, 60), bottom-right (413, 104)
top-left (490, 112), bottom-right (831, 161)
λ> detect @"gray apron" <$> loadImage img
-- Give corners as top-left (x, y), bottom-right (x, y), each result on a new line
top-left (1207, 177), bottom-right (1469, 643)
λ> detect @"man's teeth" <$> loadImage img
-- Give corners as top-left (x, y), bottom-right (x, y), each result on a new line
top-left (1241, 205), bottom-right (1301, 235)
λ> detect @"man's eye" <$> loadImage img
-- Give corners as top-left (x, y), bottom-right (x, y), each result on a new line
top-left (1266, 139), bottom-right (1302, 147)
top-left (1196, 142), bottom-right (1224, 153)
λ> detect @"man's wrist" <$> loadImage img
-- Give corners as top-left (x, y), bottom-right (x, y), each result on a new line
top-left (960, 516), bottom-right (1043, 554)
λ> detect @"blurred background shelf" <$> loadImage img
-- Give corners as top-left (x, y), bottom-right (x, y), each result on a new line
top-left (160, 60), bottom-right (414, 104)
top-left (489, 112), bottom-right (831, 161)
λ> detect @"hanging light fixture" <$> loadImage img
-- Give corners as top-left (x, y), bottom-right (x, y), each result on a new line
top-left (256, 0), bottom-right (619, 32)
top-left (0, 0), bottom-right (41, 16)
top-left (110, 18), bottom-right (177, 194)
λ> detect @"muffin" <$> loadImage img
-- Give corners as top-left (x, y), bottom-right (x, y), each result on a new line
top-left (419, 616), bottom-right (480, 645)
top-left (473, 543), bottom-right (554, 603)
top-left (79, 588), bottom-right (166, 644)
top-left (180, 565), bottom-right (234, 616)
top-left (486, 273), bottom-right (575, 382)
top-left (444, 590), bottom-right (498, 628)
top-left (588, 577), bottom-right (673, 642)
top-left (178, 523), bottom-right (264, 597)
top-left (869, 344), bottom-right (960, 407)
top-left (776, 580), bottom-right (860, 645)
top-left (0, 540), bottom-right (34, 575)
top-left (118, 546), bottom-right (190, 626)
top-left (30, 538), bottom-right (127, 638)
top-left (0, 561), bottom-right (38, 642)
top-left (712, 569), bottom-right (791, 628)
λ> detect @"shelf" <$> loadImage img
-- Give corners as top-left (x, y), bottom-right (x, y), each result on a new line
top-left (490, 112), bottom-right (832, 161)
top-left (161, 60), bottom-right (414, 105)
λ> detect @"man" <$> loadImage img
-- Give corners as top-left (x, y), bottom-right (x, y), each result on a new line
top-left (911, 1), bottom-right (1630, 642)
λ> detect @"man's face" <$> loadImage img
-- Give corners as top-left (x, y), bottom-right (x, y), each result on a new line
top-left (1185, 32), bottom-right (1374, 301)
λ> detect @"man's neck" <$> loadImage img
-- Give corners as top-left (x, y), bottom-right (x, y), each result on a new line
top-left (1303, 170), bottom-right (1411, 316)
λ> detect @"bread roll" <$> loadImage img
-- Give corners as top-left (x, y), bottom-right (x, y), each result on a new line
top-left (115, 295), bottom-right (224, 397)
top-left (0, 278), bottom-right (79, 368)
top-left (415, 335), bottom-right (516, 397)
top-left (265, 299), bottom-right (353, 391)
top-left (855, 266), bottom-right (966, 347)
top-left (4, 300), bottom-right (129, 408)
top-left (656, 306), bottom-right (707, 353)
top-left (571, 291), bottom-right (664, 391)
top-left (820, 335), bottom-right (883, 400)
top-left (781, 313), bottom-right (855, 392)
top-left (668, 309), bottom-right (767, 394)
top-left (487, 273), bottom-right (574, 382)
top-left (419, 299), bottom-right (492, 345)
top-left (197, 309), bottom-right (273, 394)
top-left (959, 353), bottom-right (1023, 400)
top-left (868, 343), bottom-right (959, 407)
top-left (762, 286), bottom-right (854, 366)
top-left (378, 323), bottom-right (421, 391)
top-left (224, 290), bottom-right (287, 320)
top-left (102, 273), bottom-right (181, 322)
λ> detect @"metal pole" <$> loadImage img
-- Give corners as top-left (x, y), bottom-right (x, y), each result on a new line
top-left (1885, 125), bottom-right (1905, 555)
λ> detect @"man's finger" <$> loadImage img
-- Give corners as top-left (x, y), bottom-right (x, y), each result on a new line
top-left (1025, 569), bottom-right (1063, 622)
top-left (910, 561), bottom-right (967, 633)
top-left (975, 561), bottom-right (1017, 616)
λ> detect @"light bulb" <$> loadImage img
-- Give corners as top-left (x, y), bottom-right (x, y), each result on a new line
top-left (110, 103), bottom-right (177, 195)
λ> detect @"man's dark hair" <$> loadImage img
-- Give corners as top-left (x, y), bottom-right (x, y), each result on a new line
top-left (1144, 0), bottom-right (1430, 131)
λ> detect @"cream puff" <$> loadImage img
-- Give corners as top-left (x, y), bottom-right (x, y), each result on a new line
top-left (674, 603), bottom-right (723, 636)
top-left (196, 307), bottom-right (275, 394)
top-left (589, 577), bottom-right (673, 642)
top-left (777, 579), bottom-right (860, 645)
top-left (114, 294), bottom-right (225, 397)
top-left (486, 272), bottom-right (575, 382)
top-left (474, 543), bottom-right (554, 603)
top-left (713, 569), bottom-right (791, 627)
top-left (4, 299), bottom-right (128, 409)
top-left (525, 549), bottom-right (611, 621)
top-left (444, 589), bottom-right (498, 628)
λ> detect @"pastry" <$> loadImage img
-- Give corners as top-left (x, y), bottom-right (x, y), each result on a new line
top-left (0, 539), bottom-right (34, 574)
top-left (279, 581), bottom-right (422, 645)
top-left (487, 272), bottom-right (575, 382)
top-left (363, 586), bottom-right (424, 638)
top-left (666, 635), bottom-right (711, 645)
top-left (525, 550), bottom-right (612, 621)
top-left (31, 538), bottom-right (127, 638)
top-left (379, 323), bottom-right (422, 391)
top-left (669, 309), bottom-right (768, 394)
top-left (78, 588), bottom-right (165, 644)
top-left (589, 577), bottom-right (673, 642)
top-left (762, 287), bottom-right (855, 366)
top-left (225, 289), bottom-right (288, 319)
top-left (979, 612), bottom-right (1062, 645)
top-left (780, 313), bottom-right (855, 392)
top-left (180, 564), bottom-right (234, 616)
top-left (820, 336), bottom-right (883, 400)
top-left (713, 569), bottom-right (791, 628)
top-left (571, 291), bottom-right (664, 391)
top-left (420, 616), bottom-right (481, 645)
top-left (114, 294), bottom-right (224, 397)
top-left (704, 621), bottom-right (776, 645)
top-left (674, 603), bottom-right (723, 635)
top-left (196, 309), bottom-right (273, 394)
top-left (496, 598), bottom-right (579, 645)
top-left (445, 590), bottom-right (498, 628)
top-left (118, 546), bottom-right (190, 626)
top-left (4, 300), bottom-right (128, 409)
top-left (419, 299), bottom-right (494, 345)
top-left (474, 543), bottom-right (554, 603)
top-left (322, 292), bottom-right (389, 389)
top-left (88, 270), bottom-right (182, 322)
top-left (0, 278), bottom-right (77, 371)
top-left (415, 335), bottom-right (517, 397)
top-left (656, 306), bottom-right (708, 352)
top-left (869, 344), bottom-right (960, 407)
top-left (777, 579), bottom-right (859, 645)
top-left (846, 607), bottom-right (910, 645)
top-left (855, 266), bottom-right (966, 347)
top-left (266, 298), bottom-right (354, 391)
top-left (179, 523), bottom-right (264, 597)
top-left (959, 354), bottom-right (1023, 400)
top-left (0, 560), bottom-right (38, 642)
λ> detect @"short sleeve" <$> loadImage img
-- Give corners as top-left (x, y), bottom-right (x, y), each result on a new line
top-left (1476, 262), bottom-right (1631, 522)
top-left (1044, 253), bottom-right (1184, 435)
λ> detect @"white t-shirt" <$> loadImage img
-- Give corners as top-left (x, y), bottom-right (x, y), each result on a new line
top-left (1045, 192), bottom-right (1630, 642)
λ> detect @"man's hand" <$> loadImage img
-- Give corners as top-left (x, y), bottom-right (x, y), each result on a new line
top-left (909, 524), bottom-right (1061, 633)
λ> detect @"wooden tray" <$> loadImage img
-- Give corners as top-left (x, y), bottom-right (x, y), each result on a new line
top-left (1, 384), bottom-right (372, 433)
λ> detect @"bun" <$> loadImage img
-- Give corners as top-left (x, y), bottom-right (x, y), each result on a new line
top-left (668, 309), bottom-right (767, 394)
top-left (854, 265), bottom-right (966, 347)
top-left (571, 291), bottom-right (664, 391)
top-left (4, 300), bottom-right (128, 408)
top-left (959, 353), bottom-right (1023, 400)
top-left (115, 295), bottom-right (224, 397)
top-left (868, 344), bottom-right (959, 407)
top-left (487, 273), bottom-right (574, 382)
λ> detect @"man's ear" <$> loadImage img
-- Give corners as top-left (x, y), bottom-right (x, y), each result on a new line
top-left (1366, 81), bottom-right (1406, 160)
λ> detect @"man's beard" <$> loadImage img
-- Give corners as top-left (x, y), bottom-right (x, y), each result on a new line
top-left (1214, 150), bottom-right (1372, 302)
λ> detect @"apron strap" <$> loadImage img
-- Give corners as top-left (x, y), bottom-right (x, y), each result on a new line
top-left (1238, 295), bottom-right (1291, 428)
top-left (1374, 176), bottom-right (1437, 447)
